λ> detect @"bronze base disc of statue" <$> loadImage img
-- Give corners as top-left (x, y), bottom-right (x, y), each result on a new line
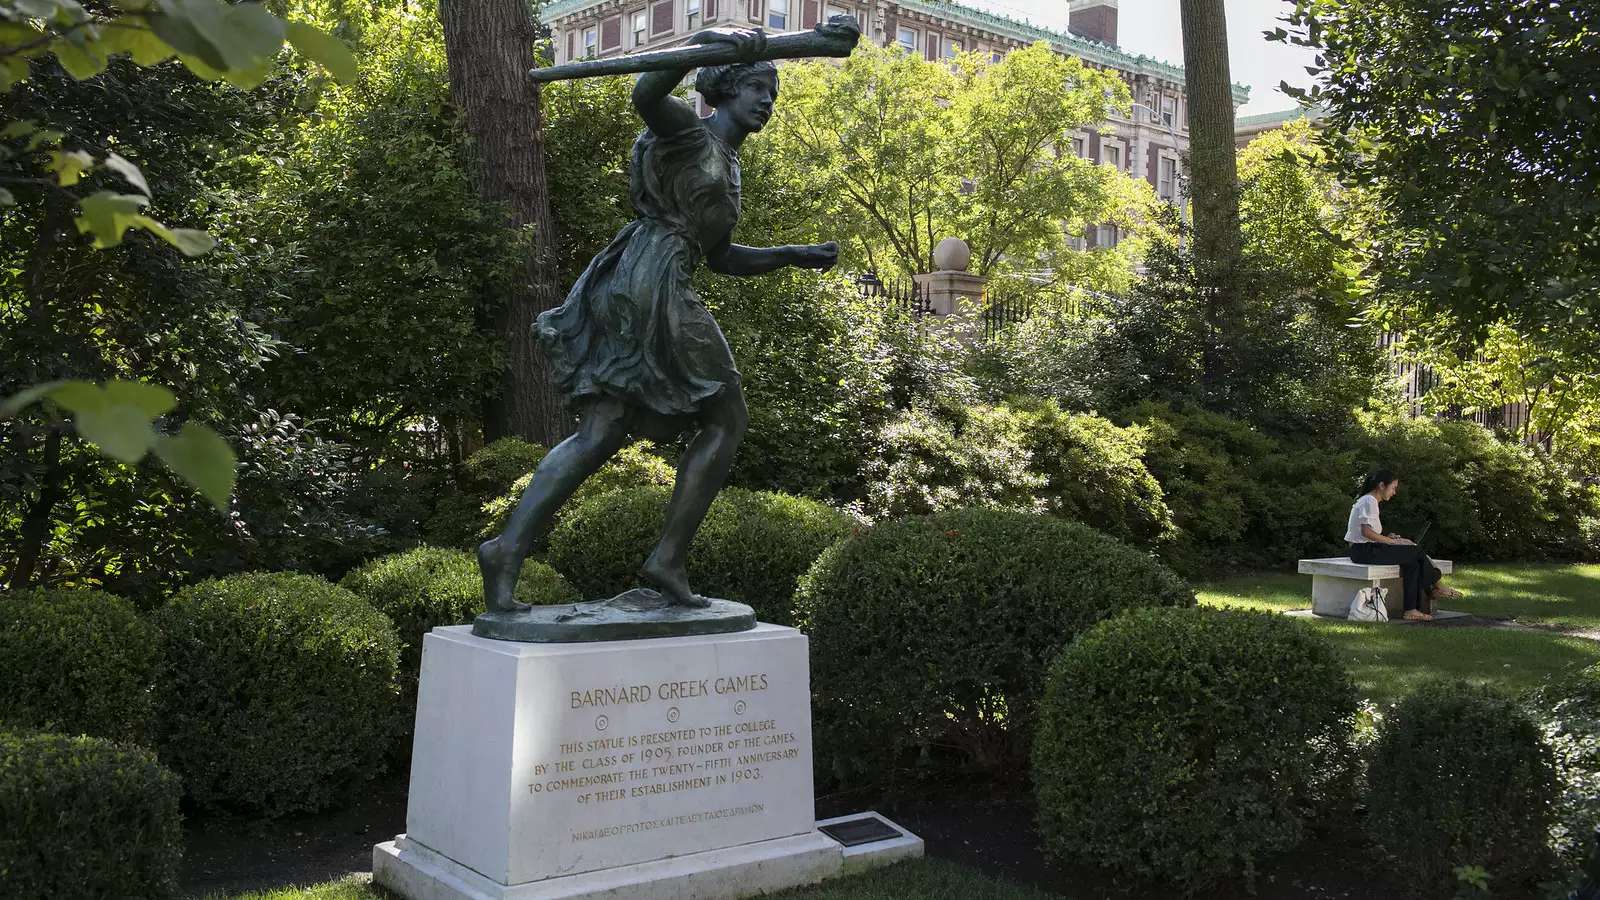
top-left (471, 588), bottom-right (756, 643)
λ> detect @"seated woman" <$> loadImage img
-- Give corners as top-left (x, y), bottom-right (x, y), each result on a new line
top-left (1346, 469), bottom-right (1460, 621)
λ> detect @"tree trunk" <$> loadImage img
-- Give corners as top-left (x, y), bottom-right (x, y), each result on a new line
top-left (439, 0), bottom-right (569, 446)
top-left (1179, 0), bottom-right (1243, 397)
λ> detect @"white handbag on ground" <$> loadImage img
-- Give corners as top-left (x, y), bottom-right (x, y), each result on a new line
top-left (1347, 586), bottom-right (1389, 622)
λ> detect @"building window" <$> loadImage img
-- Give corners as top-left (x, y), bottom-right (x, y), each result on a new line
top-left (1162, 95), bottom-right (1176, 128)
top-left (942, 36), bottom-right (961, 58)
top-left (1146, 91), bottom-right (1160, 121)
top-left (767, 0), bottom-right (787, 30)
top-left (1071, 136), bottom-right (1085, 158)
top-left (632, 10), bottom-right (648, 45)
top-left (896, 25), bottom-right (916, 51)
top-left (687, 0), bottom-right (701, 29)
top-left (1097, 224), bottom-right (1118, 247)
top-left (1105, 143), bottom-right (1121, 168)
top-left (582, 27), bottom-right (598, 56)
top-left (1159, 156), bottom-right (1177, 200)
top-left (990, 49), bottom-right (1003, 63)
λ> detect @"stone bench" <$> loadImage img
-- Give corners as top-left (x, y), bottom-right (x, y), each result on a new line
top-left (1298, 557), bottom-right (1455, 618)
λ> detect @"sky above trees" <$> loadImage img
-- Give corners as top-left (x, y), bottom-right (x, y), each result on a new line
top-left (964, 0), bottom-right (1318, 115)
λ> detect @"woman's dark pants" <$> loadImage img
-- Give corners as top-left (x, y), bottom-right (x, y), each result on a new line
top-left (1349, 542), bottom-right (1442, 612)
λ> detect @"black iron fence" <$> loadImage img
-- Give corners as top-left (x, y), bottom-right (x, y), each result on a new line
top-left (979, 292), bottom-right (1034, 341)
top-left (854, 272), bottom-right (932, 318)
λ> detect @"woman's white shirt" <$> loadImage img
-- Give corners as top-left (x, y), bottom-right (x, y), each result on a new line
top-left (1345, 494), bottom-right (1381, 544)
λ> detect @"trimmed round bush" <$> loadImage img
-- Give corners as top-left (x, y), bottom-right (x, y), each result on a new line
top-left (480, 441), bottom-right (676, 541)
top-left (1367, 680), bottom-right (1557, 895)
top-left (1032, 607), bottom-right (1359, 891)
top-left (547, 485), bottom-right (853, 624)
top-left (0, 730), bottom-right (183, 898)
top-left (153, 572), bottom-right (401, 817)
top-left (1532, 663), bottom-right (1600, 876)
top-left (0, 588), bottom-right (162, 744)
top-left (341, 546), bottom-right (578, 680)
top-left (795, 508), bottom-right (1194, 783)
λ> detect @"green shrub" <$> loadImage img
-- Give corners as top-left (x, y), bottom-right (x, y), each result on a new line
top-left (861, 404), bottom-right (1044, 519)
top-left (1008, 398), bottom-right (1174, 545)
top-left (424, 438), bottom-right (550, 548)
top-left (0, 588), bottom-right (162, 744)
top-left (153, 572), bottom-right (401, 817)
top-left (794, 508), bottom-right (1194, 784)
top-left (0, 730), bottom-right (183, 899)
top-left (479, 441), bottom-right (676, 542)
top-left (1032, 607), bottom-right (1359, 892)
top-left (341, 545), bottom-right (578, 681)
top-left (1532, 663), bottom-right (1600, 884)
top-left (1367, 680), bottom-right (1557, 896)
top-left (547, 486), bottom-right (853, 624)
top-left (1128, 401), bottom-right (1353, 575)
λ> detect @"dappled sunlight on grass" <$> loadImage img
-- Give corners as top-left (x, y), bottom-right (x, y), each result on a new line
top-left (1305, 619), bottom-right (1600, 705)
top-left (1193, 571), bottom-right (1306, 613)
top-left (1450, 563), bottom-right (1600, 629)
top-left (1196, 564), bottom-right (1600, 705)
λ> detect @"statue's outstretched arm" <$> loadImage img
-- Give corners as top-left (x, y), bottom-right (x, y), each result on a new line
top-left (707, 240), bottom-right (838, 275)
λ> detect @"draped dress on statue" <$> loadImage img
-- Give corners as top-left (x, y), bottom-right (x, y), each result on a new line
top-left (536, 118), bottom-right (743, 418)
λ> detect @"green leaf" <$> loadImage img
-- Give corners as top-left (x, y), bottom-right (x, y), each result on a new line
top-left (154, 422), bottom-right (236, 508)
top-left (285, 20), bottom-right (356, 83)
top-left (53, 31), bottom-right (109, 79)
top-left (147, 6), bottom-right (228, 70)
top-left (47, 380), bottom-right (110, 414)
top-left (0, 120), bottom-right (37, 141)
top-left (47, 148), bottom-right (95, 185)
top-left (103, 379), bottom-right (177, 417)
top-left (1, 56), bottom-right (31, 90)
top-left (70, 400), bottom-right (157, 462)
top-left (131, 214), bottom-right (216, 256)
top-left (0, 381), bottom-right (64, 417)
top-left (98, 22), bottom-right (174, 65)
top-left (74, 190), bottom-right (149, 248)
top-left (102, 152), bottom-right (150, 194)
top-left (23, 127), bottom-right (64, 151)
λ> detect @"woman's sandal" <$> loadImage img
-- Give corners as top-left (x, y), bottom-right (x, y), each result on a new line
top-left (1403, 610), bottom-right (1434, 622)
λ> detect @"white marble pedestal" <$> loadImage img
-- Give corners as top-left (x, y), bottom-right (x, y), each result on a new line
top-left (373, 624), bottom-right (913, 899)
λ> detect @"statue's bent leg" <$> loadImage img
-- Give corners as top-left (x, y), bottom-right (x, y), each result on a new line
top-left (478, 399), bottom-right (633, 612)
top-left (641, 384), bottom-right (748, 607)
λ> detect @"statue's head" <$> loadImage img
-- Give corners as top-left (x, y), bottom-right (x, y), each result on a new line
top-left (696, 61), bottom-right (779, 133)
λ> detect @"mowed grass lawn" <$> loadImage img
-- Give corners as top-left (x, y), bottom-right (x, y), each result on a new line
top-left (1198, 563), bottom-right (1600, 704)
top-left (224, 859), bottom-right (1055, 900)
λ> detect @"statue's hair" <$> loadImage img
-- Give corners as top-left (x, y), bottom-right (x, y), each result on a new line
top-left (694, 61), bottom-right (778, 107)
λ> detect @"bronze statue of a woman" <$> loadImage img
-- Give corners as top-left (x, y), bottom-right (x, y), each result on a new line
top-left (477, 26), bottom-right (841, 616)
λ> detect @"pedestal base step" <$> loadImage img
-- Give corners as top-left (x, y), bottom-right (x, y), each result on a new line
top-left (373, 812), bottom-right (922, 900)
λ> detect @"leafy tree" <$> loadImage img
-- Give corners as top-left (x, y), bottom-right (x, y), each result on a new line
top-left (1, 0), bottom-right (354, 509)
top-left (438, 0), bottom-right (566, 445)
top-left (763, 42), bottom-right (1152, 284)
top-left (1407, 323), bottom-right (1600, 461)
top-left (1274, 0), bottom-right (1600, 358)
top-left (974, 126), bottom-right (1380, 436)
top-left (225, 6), bottom-right (517, 456)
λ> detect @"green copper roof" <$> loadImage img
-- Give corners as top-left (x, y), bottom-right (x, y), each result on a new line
top-left (540, 0), bottom-right (1252, 104)
top-left (1235, 105), bottom-right (1325, 128)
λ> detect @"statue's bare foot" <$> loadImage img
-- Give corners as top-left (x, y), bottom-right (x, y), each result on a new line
top-left (640, 554), bottom-right (709, 608)
top-left (477, 537), bottom-right (532, 614)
